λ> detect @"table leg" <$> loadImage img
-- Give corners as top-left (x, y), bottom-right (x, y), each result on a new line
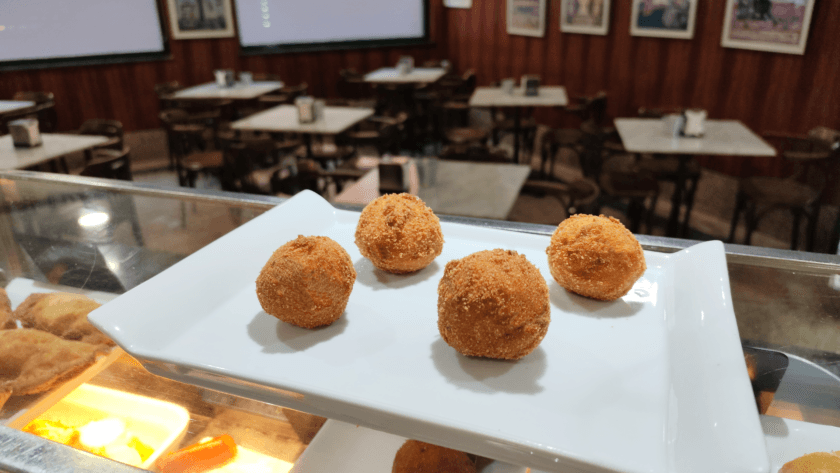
top-left (304, 134), bottom-right (313, 159)
top-left (666, 154), bottom-right (689, 237)
top-left (513, 108), bottom-right (522, 164)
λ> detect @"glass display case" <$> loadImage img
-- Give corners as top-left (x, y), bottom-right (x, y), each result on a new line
top-left (0, 170), bottom-right (838, 473)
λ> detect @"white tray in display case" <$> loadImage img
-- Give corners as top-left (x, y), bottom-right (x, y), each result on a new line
top-left (290, 419), bottom-right (526, 473)
top-left (89, 191), bottom-right (769, 473)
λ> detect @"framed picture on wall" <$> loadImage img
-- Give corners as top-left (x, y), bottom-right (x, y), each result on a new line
top-left (508, 0), bottom-right (547, 37)
top-left (721, 0), bottom-right (815, 55)
top-left (167, 0), bottom-right (236, 40)
top-left (630, 0), bottom-right (699, 39)
top-left (560, 0), bottom-right (611, 35)
top-left (444, 0), bottom-right (473, 8)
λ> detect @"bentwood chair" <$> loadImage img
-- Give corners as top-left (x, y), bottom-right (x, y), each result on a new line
top-left (76, 119), bottom-right (124, 164)
top-left (728, 128), bottom-right (840, 251)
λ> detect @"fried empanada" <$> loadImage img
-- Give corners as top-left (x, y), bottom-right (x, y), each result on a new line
top-left (0, 287), bottom-right (13, 329)
top-left (13, 293), bottom-right (113, 346)
top-left (0, 329), bottom-right (103, 409)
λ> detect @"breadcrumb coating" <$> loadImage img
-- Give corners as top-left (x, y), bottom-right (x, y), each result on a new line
top-left (438, 249), bottom-right (550, 360)
top-left (779, 452), bottom-right (840, 473)
top-left (392, 440), bottom-right (476, 473)
top-left (546, 214), bottom-right (646, 301)
top-left (256, 236), bottom-right (356, 329)
top-left (355, 193), bottom-right (443, 274)
top-left (0, 288), bottom-right (13, 329)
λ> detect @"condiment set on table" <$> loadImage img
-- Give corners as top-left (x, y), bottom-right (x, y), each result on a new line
top-left (663, 109), bottom-right (708, 137)
top-left (500, 75), bottom-right (541, 96)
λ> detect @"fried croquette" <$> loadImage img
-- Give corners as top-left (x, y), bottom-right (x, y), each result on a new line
top-left (779, 451), bottom-right (840, 473)
top-left (392, 440), bottom-right (476, 473)
top-left (546, 214), bottom-right (646, 301)
top-left (0, 287), bottom-right (13, 329)
top-left (256, 235), bottom-right (356, 329)
top-left (14, 293), bottom-right (114, 346)
top-left (438, 249), bottom-right (550, 360)
top-left (0, 329), bottom-right (103, 409)
top-left (355, 193), bottom-right (443, 274)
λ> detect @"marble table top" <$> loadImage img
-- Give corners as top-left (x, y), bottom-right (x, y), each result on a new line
top-left (171, 81), bottom-right (284, 100)
top-left (0, 101), bottom-right (35, 115)
top-left (614, 118), bottom-right (776, 156)
top-left (469, 86), bottom-right (569, 108)
top-left (231, 105), bottom-right (374, 134)
top-left (363, 67), bottom-right (447, 84)
top-left (0, 134), bottom-right (109, 170)
top-left (335, 158), bottom-right (531, 220)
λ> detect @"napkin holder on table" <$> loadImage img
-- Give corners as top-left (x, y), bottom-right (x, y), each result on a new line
top-left (521, 75), bottom-right (540, 96)
top-left (9, 119), bottom-right (42, 148)
top-left (239, 71), bottom-right (253, 85)
top-left (296, 96), bottom-right (316, 123)
top-left (214, 69), bottom-right (235, 87)
top-left (501, 78), bottom-right (516, 95)
top-left (682, 109), bottom-right (707, 137)
top-left (662, 114), bottom-right (686, 138)
top-left (396, 56), bottom-right (415, 75)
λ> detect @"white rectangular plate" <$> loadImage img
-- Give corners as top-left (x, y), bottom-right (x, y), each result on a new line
top-left (760, 415), bottom-right (840, 471)
top-left (291, 419), bottom-right (526, 473)
top-left (89, 191), bottom-right (769, 473)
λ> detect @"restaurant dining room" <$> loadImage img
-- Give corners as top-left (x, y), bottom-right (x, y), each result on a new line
top-left (1, 1), bottom-right (840, 473)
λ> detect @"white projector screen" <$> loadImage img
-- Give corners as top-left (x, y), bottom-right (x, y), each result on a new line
top-left (235, 0), bottom-right (428, 51)
top-left (0, 0), bottom-right (166, 68)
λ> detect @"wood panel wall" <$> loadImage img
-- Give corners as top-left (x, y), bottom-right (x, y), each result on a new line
top-left (445, 0), bottom-right (840, 177)
top-left (0, 0), bottom-right (447, 132)
top-left (1, 0), bottom-right (838, 178)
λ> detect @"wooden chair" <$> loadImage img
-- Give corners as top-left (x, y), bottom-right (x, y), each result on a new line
top-left (154, 81), bottom-right (182, 110)
top-left (76, 119), bottom-right (124, 163)
top-left (728, 129), bottom-right (840, 251)
top-left (343, 114), bottom-right (407, 157)
top-left (258, 83), bottom-right (310, 109)
top-left (80, 147), bottom-right (133, 181)
top-left (159, 109), bottom-right (213, 180)
top-left (520, 178), bottom-right (601, 220)
top-left (378, 163), bottom-right (408, 195)
top-left (580, 121), bottom-right (659, 234)
top-left (13, 91), bottom-right (58, 132)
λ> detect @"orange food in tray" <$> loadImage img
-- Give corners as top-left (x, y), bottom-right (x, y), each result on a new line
top-left (156, 435), bottom-right (237, 473)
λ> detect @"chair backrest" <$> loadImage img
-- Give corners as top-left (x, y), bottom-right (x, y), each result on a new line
top-left (80, 147), bottom-right (132, 181)
top-left (378, 163), bottom-right (407, 194)
top-left (252, 72), bottom-right (281, 81)
top-left (79, 119), bottom-right (124, 145)
top-left (281, 82), bottom-right (309, 97)
top-left (583, 92), bottom-right (608, 126)
top-left (154, 81), bottom-right (181, 97)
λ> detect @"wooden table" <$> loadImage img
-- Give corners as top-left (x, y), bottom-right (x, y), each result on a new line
top-left (469, 86), bottom-right (569, 163)
top-left (363, 68), bottom-right (447, 85)
top-left (335, 158), bottom-right (531, 220)
top-left (0, 101), bottom-right (35, 116)
top-left (0, 134), bottom-right (109, 171)
top-left (230, 104), bottom-right (374, 158)
top-left (171, 81), bottom-right (284, 100)
top-left (614, 118), bottom-right (776, 236)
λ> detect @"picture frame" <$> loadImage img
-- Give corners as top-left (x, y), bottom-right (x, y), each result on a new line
top-left (721, 0), bottom-right (816, 55)
top-left (630, 0), bottom-right (699, 39)
top-left (166, 0), bottom-right (236, 40)
top-left (507, 0), bottom-right (547, 37)
top-left (444, 0), bottom-right (473, 8)
top-left (560, 0), bottom-right (611, 35)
